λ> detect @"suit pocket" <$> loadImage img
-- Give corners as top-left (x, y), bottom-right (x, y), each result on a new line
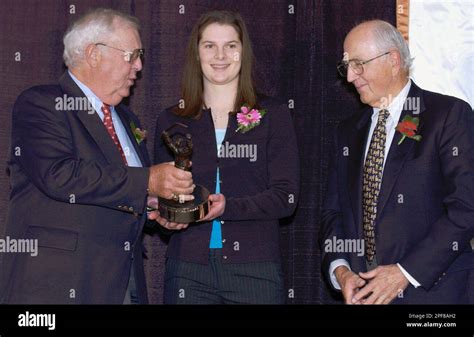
top-left (26, 225), bottom-right (78, 251)
top-left (446, 252), bottom-right (474, 273)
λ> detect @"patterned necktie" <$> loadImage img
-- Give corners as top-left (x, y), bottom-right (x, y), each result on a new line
top-left (362, 109), bottom-right (389, 263)
top-left (101, 104), bottom-right (128, 165)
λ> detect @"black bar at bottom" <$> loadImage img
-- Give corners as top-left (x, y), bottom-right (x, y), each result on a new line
top-left (0, 305), bottom-right (472, 337)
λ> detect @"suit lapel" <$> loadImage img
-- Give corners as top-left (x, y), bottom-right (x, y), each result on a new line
top-left (348, 108), bottom-right (372, 239)
top-left (224, 112), bottom-right (239, 142)
top-left (115, 105), bottom-right (150, 166)
top-left (76, 109), bottom-right (126, 165)
top-left (376, 83), bottom-right (426, 219)
top-left (59, 72), bottom-right (125, 165)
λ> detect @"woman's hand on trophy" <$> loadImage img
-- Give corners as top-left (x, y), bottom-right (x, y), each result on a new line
top-left (146, 196), bottom-right (159, 211)
top-left (198, 194), bottom-right (226, 222)
top-left (147, 208), bottom-right (189, 230)
top-left (148, 162), bottom-right (195, 201)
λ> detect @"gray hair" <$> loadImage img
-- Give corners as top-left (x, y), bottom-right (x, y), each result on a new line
top-left (370, 20), bottom-right (413, 73)
top-left (63, 8), bottom-right (140, 68)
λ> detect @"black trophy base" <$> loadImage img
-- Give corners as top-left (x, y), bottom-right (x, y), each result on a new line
top-left (158, 184), bottom-right (210, 223)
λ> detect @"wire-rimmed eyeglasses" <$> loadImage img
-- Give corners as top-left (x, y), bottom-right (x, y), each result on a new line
top-left (337, 51), bottom-right (390, 77)
top-left (95, 43), bottom-right (144, 64)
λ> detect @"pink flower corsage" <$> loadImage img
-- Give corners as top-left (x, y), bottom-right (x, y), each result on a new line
top-left (235, 106), bottom-right (267, 133)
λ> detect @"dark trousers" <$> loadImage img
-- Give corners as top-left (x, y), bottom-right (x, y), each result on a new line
top-left (123, 258), bottom-right (138, 305)
top-left (164, 249), bottom-right (285, 304)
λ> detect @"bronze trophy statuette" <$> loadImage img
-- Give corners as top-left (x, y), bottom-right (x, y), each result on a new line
top-left (157, 123), bottom-right (210, 223)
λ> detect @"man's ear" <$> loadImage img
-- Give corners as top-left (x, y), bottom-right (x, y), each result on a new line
top-left (390, 50), bottom-right (402, 76)
top-left (85, 44), bottom-right (100, 68)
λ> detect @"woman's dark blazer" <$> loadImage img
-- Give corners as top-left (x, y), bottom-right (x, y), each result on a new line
top-left (154, 98), bottom-right (300, 264)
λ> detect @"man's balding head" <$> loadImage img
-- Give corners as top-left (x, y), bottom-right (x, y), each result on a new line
top-left (342, 20), bottom-right (411, 108)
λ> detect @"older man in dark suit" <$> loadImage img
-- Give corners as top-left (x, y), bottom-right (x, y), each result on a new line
top-left (0, 8), bottom-right (193, 304)
top-left (321, 20), bottom-right (473, 304)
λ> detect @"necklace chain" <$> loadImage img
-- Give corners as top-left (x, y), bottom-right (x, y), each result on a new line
top-left (211, 112), bottom-right (229, 123)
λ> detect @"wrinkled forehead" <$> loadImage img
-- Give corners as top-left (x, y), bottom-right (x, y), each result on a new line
top-left (343, 27), bottom-right (378, 60)
top-left (108, 18), bottom-right (142, 46)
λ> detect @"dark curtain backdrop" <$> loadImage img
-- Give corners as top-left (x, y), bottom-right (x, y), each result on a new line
top-left (0, 0), bottom-right (395, 304)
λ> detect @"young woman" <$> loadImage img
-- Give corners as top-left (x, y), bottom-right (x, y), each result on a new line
top-left (154, 10), bottom-right (299, 304)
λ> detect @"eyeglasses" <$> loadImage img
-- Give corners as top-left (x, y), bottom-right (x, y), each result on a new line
top-left (337, 51), bottom-right (390, 77)
top-left (95, 43), bottom-right (144, 63)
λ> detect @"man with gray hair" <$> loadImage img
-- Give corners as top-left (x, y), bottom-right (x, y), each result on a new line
top-left (321, 20), bottom-right (473, 304)
top-left (1, 8), bottom-right (193, 304)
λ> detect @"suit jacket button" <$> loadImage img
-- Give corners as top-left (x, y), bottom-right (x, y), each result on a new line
top-left (223, 255), bottom-right (227, 260)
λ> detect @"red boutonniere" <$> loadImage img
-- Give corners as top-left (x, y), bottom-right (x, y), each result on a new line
top-left (130, 121), bottom-right (147, 144)
top-left (236, 105), bottom-right (267, 133)
top-left (395, 115), bottom-right (422, 145)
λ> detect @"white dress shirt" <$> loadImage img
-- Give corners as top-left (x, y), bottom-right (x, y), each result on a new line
top-left (329, 79), bottom-right (421, 290)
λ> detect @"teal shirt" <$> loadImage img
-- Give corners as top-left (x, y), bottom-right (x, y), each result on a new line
top-left (209, 128), bottom-right (226, 248)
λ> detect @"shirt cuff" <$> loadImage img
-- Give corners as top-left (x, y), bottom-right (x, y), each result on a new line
top-left (397, 263), bottom-right (421, 288)
top-left (329, 259), bottom-right (351, 290)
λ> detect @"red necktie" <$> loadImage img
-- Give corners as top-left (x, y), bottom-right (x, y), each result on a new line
top-left (101, 104), bottom-right (128, 165)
